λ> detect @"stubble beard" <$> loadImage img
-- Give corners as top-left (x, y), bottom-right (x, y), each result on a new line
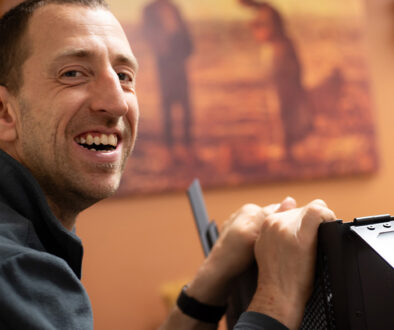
top-left (17, 98), bottom-right (132, 221)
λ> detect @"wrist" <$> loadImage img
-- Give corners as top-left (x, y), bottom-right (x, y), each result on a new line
top-left (186, 257), bottom-right (232, 306)
top-left (247, 285), bottom-right (304, 330)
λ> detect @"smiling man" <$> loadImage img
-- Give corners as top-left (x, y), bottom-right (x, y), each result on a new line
top-left (0, 0), bottom-right (139, 327)
top-left (4, 3), bottom-right (139, 230)
top-left (0, 0), bottom-right (335, 329)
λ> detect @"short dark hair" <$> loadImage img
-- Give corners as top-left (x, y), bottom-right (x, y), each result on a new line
top-left (0, 0), bottom-right (109, 94)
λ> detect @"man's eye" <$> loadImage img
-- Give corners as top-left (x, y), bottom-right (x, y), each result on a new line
top-left (62, 70), bottom-right (82, 78)
top-left (117, 72), bottom-right (132, 82)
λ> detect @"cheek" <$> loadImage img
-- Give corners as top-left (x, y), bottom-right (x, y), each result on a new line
top-left (126, 98), bottom-right (139, 132)
top-left (54, 94), bottom-right (87, 132)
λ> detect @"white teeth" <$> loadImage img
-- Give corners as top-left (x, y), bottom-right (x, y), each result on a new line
top-left (86, 134), bottom-right (94, 145)
top-left (108, 134), bottom-right (117, 146)
top-left (76, 133), bottom-right (118, 149)
top-left (101, 134), bottom-right (108, 145)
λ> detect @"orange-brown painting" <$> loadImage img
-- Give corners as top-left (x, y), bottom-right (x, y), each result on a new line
top-left (112, 0), bottom-right (378, 195)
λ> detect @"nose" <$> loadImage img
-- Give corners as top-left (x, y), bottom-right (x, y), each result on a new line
top-left (90, 68), bottom-right (129, 117)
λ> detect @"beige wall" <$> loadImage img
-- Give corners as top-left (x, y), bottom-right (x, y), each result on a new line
top-left (76, 1), bottom-right (394, 329)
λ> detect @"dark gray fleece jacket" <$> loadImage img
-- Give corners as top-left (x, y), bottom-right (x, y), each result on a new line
top-left (0, 150), bottom-right (93, 330)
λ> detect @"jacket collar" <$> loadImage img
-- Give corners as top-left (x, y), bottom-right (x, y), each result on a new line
top-left (0, 150), bottom-right (84, 279)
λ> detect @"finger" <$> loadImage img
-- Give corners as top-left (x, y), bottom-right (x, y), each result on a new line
top-left (227, 203), bottom-right (260, 222)
top-left (309, 199), bottom-right (328, 208)
top-left (240, 203), bottom-right (262, 214)
top-left (226, 204), bottom-right (264, 230)
top-left (300, 204), bottom-right (336, 234)
top-left (321, 208), bottom-right (336, 223)
top-left (277, 196), bottom-right (297, 212)
top-left (260, 202), bottom-right (281, 216)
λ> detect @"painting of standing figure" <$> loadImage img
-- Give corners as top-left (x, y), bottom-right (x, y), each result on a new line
top-left (240, 0), bottom-right (313, 162)
top-left (113, 0), bottom-right (378, 195)
top-left (142, 0), bottom-right (194, 149)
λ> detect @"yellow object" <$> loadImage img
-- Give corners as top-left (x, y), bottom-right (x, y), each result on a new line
top-left (160, 279), bottom-right (190, 312)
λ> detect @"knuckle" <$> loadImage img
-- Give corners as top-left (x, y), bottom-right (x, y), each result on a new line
top-left (304, 202), bottom-right (336, 222)
top-left (310, 199), bottom-right (327, 207)
top-left (260, 203), bottom-right (280, 216)
top-left (261, 213), bottom-right (278, 229)
top-left (325, 209), bottom-right (337, 221)
top-left (304, 203), bottom-right (325, 218)
top-left (262, 213), bottom-right (274, 223)
top-left (240, 203), bottom-right (260, 214)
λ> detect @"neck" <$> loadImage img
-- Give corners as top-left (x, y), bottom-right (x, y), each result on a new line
top-left (46, 198), bottom-right (78, 231)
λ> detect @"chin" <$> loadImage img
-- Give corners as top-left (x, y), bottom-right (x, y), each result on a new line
top-left (78, 180), bottom-right (121, 204)
top-left (92, 184), bottom-right (120, 200)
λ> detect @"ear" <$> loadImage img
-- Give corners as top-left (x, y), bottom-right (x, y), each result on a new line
top-left (0, 86), bottom-right (18, 142)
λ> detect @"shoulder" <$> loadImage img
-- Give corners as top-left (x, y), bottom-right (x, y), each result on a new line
top-left (0, 250), bottom-right (93, 329)
top-left (0, 203), bottom-right (82, 288)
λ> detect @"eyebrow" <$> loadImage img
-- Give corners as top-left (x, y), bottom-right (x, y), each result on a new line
top-left (116, 54), bottom-right (139, 73)
top-left (51, 48), bottom-right (139, 73)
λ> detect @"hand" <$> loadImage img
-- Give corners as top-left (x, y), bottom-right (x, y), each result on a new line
top-left (248, 199), bottom-right (336, 329)
top-left (160, 197), bottom-right (298, 330)
top-left (212, 196), bottom-right (297, 280)
top-left (186, 197), bottom-right (297, 306)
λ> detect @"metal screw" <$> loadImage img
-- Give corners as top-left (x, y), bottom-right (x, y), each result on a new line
top-left (367, 225), bottom-right (375, 230)
top-left (383, 223), bottom-right (392, 228)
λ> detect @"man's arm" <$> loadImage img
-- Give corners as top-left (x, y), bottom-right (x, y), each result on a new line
top-left (160, 197), bottom-right (297, 330)
top-left (0, 251), bottom-right (93, 329)
top-left (160, 198), bottom-right (335, 330)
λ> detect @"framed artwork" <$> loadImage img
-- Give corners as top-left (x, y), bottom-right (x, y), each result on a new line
top-left (113, 0), bottom-right (378, 195)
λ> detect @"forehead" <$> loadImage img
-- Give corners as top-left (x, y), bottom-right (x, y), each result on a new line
top-left (25, 4), bottom-right (136, 67)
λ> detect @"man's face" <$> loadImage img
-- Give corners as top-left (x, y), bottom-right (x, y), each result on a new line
top-left (10, 4), bottom-right (139, 211)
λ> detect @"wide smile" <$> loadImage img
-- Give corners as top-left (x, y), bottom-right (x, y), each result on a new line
top-left (74, 132), bottom-right (119, 153)
top-left (72, 131), bottom-right (124, 165)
